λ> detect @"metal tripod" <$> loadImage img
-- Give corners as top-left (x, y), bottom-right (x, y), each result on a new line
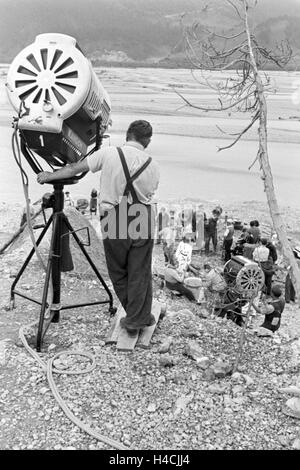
top-left (10, 183), bottom-right (115, 351)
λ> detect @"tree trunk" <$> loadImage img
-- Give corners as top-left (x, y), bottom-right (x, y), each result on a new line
top-left (243, 0), bottom-right (300, 303)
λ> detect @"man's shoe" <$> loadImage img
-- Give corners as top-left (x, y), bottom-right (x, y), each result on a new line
top-left (145, 314), bottom-right (156, 327)
top-left (120, 318), bottom-right (139, 336)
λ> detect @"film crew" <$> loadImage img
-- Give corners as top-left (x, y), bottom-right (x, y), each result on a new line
top-left (37, 119), bottom-right (160, 337)
top-left (175, 235), bottom-right (193, 273)
top-left (204, 210), bottom-right (220, 255)
top-left (202, 263), bottom-right (226, 295)
top-left (232, 227), bottom-right (254, 256)
top-left (223, 218), bottom-right (234, 262)
top-left (285, 251), bottom-right (300, 303)
top-left (202, 263), bottom-right (227, 313)
top-left (159, 223), bottom-right (176, 265)
top-left (253, 238), bottom-right (274, 296)
top-left (249, 220), bottom-right (261, 243)
top-left (265, 238), bottom-right (278, 264)
top-left (156, 206), bottom-right (170, 244)
top-left (194, 204), bottom-right (205, 250)
top-left (164, 259), bottom-right (196, 302)
top-left (252, 285), bottom-right (285, 336)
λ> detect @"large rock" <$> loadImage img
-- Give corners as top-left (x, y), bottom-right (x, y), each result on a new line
top-left (283, 397), bottom-right (300, 419)
top-left (184, 341), bottom-right (203, 361)
top-left (212, 359), bottom-right (233, 378)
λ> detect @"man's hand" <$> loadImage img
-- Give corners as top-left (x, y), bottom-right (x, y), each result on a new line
top-left (37, 172), bottom-right (54, 184)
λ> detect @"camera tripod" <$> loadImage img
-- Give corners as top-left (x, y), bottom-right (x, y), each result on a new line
top-left (10, 182), bottom-right (115, 351)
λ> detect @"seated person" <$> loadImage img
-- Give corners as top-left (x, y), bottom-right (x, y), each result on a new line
top-left (175, 236), bottom-right (193, 272)
top-left (202, 263), bottom-right (227, 312)
top-left (164, 260), bottom-right (196, 302)
top-left (159, 225), bottom-right (176, 264)
top-left (252, 285), bottom-right (285, 335)
top-left (202, 263), bottom-right (226, 294)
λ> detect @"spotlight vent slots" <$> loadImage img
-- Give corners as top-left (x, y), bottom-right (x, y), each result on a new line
top-left (14, 48), bottom-right (78, 106)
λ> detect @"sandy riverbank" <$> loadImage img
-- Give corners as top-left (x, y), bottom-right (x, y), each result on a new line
top-left (1, 66), bottom-right (300, 207)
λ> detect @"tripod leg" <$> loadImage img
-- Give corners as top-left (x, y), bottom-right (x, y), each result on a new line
top-left (65, 218), bottom-right (114, 311)
top-left (36, 213), bottom-right (60, 351)
top-left (51, 212), bottom-right (62, 323)
top-left (10, 215), bottom-right (53, 308)
top-left (36, 243), bottom-right (54, 352)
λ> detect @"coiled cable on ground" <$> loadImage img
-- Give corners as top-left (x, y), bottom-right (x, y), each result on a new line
top-left (11, 119), bottom-right (127, 451)
top-left (19, 322), bottom-right (128, 450)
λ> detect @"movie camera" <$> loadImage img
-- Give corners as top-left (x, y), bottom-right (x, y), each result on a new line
top-left (223, 255), bottom-right (265, 299)
top-left (6, 34), bottom-right (115, 350)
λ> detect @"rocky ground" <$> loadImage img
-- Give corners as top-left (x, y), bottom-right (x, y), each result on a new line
top-left (0, 202), bottom-right (300, 451)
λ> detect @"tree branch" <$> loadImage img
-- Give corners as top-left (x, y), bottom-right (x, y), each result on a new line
top-left (217, 111), bottom-right (260, 151)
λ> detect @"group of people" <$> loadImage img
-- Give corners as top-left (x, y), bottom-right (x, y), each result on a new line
top-left (156, 205), bottom-right (223, 265)
top-left (156, 209), bottom-right (291, 335)
top-left (63, 188), bottom-right (99, 216)
top-left (35, 119), bottom-right (296, 340)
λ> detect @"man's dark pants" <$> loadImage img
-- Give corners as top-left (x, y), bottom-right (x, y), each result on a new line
top-left (101, 203), bottom-right (154, 330)
top-left (224, 239), bottom-right (233, 262)
top-left (165, 281), bottom-right (195, 301)
top-left (285, 273), bottom-right (295, 302)
top-left (205, 231), bottom-right (217, 254)
top-left (263, 270), bottom-right (273, 296)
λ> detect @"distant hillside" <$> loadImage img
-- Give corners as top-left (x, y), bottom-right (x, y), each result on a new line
top-left (0, 0), bottom-right (300, 68)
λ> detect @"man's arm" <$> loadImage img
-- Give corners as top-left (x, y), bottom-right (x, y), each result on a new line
top-left (252, 302), bottom-right (274, 315)
top-left (37, 159), bottom-right (90, 184)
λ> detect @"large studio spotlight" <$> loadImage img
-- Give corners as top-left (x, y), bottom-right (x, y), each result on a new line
top-left (6, 32), bottom-right (111, 173)
top-left (6, 34), bottom-right (115, 351)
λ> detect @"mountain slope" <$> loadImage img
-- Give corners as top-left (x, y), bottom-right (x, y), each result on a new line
top-left (0, 0), bottom-right (299, 66)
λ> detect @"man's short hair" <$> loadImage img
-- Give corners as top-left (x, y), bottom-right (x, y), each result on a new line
top-left (261, 238), bottom-right (268, 245)
top-left (271, 285), bottom-right (282, 297)
top-left (126, 120), bottom-right (152, 144)
top-left (204, 264), bottom-right (211, 270)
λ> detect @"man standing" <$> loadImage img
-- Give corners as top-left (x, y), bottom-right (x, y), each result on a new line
top-left (64, 191), bottom-right (74, 207)
top-left (223, 218), bottom-right (234, 262)
top-left (204, 210), bottom-right (219, 255)
top-left (37, 120), bottom-right (160, 336)
top-left (156, 206), bottom-right (170, 244)
top-left (249, 220), bottom-right (261, 243)
top-left (252, 285), bottom-right (285, 335)
top-left (194, 204), bottom-right (205, 250)
top-left (159, 223), bottom-right (176, 265)
top-left (253, 238), bottom-right (274, 295)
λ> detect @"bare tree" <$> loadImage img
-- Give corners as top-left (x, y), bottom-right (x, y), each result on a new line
top-left (176, 0), bottom-right (300, 301)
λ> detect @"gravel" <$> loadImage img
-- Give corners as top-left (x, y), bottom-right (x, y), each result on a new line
top-left (0, 203), bottom-right (300, 450)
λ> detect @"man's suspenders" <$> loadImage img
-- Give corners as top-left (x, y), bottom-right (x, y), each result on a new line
top-left (116, 147), bottom-right (152, 203)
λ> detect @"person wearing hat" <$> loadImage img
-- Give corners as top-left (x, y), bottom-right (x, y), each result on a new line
top-left (252, 285), bottom-right (285, 335)
top-left (223, 218), bottom-right (234, 262)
